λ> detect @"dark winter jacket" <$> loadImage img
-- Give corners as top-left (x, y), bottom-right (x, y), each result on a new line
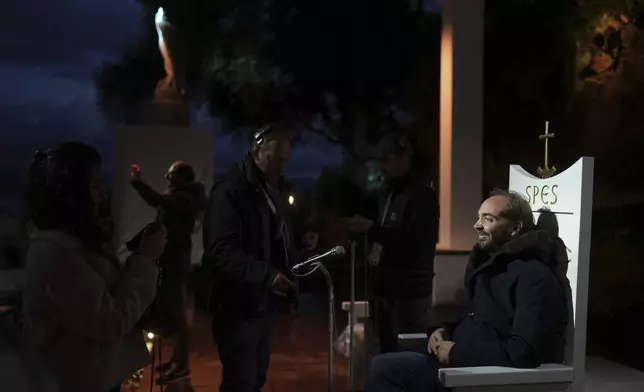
top-left (132, 180), bottom-right (207, 274)
top-left (448, 230), bottom-right (569, 368)
top-left (202, 156), bottom-right (296, 318)
top-left (368, 176), bottom-right (439, 298)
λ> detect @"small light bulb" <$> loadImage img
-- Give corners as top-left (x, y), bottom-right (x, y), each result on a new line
top-left (288, 195), bottom-right (295, 205)
top-left (147, 332), bottom-right (155, 339)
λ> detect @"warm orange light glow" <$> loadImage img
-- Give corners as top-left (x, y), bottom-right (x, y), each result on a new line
top-left (438, 26), bottom-right (453, 251)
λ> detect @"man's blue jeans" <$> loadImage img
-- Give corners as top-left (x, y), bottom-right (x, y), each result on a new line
top-left (366, 352), bottom-right (444, 392)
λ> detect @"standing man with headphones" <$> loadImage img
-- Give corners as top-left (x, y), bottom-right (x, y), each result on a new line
top-left (203, 124), bottom-right (297, 392)
top-left (345, 133), bottom-right (439, 354)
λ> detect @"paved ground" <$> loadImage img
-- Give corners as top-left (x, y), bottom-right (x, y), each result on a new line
top-left (130, 313), bottom-right (351, 392)
top-left (129, 313), bottom-right (644, 392)
top-left (586, 357), bottom-right (644, 392)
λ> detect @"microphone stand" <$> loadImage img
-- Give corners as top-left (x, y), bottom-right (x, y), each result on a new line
top-left (292, 246), bottom-right (346, 392)
top-left (348, 240), bottom-right (356, 392)
top-left (317, 263), bottom-right (335, 392)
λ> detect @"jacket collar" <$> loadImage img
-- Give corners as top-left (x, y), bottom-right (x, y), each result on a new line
top-left (228, 154), bottom-right (263, 190)
top-left (465, 230), bottom-right (566, 288)
top-left (383, 172), bottom-right (414, 193)
top-left (230, 154), bottom-right (288, 194)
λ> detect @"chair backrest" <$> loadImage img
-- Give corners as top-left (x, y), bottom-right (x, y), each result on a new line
top-left (509, 157), bottom-right (594, 392)
top-left (536, 212), bottom-right (575, 365)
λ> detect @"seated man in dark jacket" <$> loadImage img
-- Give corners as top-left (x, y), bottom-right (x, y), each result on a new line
top-left (367, 189), bottom-right (569, 392)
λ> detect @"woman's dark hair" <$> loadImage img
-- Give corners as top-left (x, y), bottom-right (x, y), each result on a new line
top-left (23, 142), bottom-right (110, 248)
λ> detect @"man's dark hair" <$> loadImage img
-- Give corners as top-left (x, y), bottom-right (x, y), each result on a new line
top-left (174, 163), bottom-right (195, 182)
top-left (376, 133), bottom-right (413, 156)
top-left (23, 142), bottom-right (110, 248)
top-left (490, 189), bottom-right (535, 233)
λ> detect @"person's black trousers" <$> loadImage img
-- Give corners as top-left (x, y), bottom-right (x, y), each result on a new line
top-left (157, 268), bottom-right (190, 367)
top-left (367, 351), bottom-right (445, 392)
top-left (371, 296), bottom-right (431, 354)
top-left (212, 308), bottom-right (277, 392)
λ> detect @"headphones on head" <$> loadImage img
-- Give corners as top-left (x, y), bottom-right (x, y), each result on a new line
top-left (398, 134), bottom-right (411, 151)
top-left (33, 149), bottom-right (50, 165)
top-left (253, 124), bottom-right (273, 146)
top-left (391, 133), bottom-right (413, 155)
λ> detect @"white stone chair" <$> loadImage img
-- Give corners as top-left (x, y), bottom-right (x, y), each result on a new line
top-left (431, 159), bottom-right (594, 392)
top-left (414, 200), bottom-right (590, 391)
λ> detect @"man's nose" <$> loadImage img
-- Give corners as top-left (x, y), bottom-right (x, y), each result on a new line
top-left (474, 220), bottom-right (482, 230)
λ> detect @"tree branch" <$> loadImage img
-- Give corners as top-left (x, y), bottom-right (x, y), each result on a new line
top-left (304, 122), bottom-right (362, 163)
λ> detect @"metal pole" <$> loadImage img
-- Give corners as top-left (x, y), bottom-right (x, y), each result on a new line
top-left (318, 264), bottom-right (335, 392)
top-left (363, 235), bottom-right (370, 384)
top-left (364, 235), bottom-right (369, 297)
top-left (149, 337), bottom-right (156, 392)
top-left (348, 241), bottom-right (356, 392)
top-left (158, 340), bottom-right (164, 392)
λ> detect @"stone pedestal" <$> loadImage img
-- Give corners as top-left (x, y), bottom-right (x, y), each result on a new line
top-left (139, 100), bottom-right (190, 126)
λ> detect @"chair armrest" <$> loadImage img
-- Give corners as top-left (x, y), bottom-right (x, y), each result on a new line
top-left (398, 333), bottom-right (429, 354)
top-left (398, 333), bottom-right (429, 340)
top-left (438, 364), bottom-right (574, 388)
top-left (341, 300), bottom-right (370, 318)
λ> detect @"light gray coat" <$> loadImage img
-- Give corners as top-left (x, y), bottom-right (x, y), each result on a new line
top-left (23, 230), bottom-right (158, 392)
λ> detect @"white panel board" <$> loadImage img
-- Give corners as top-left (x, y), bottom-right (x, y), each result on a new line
top-left (509, 157), bottom-right (594, 392)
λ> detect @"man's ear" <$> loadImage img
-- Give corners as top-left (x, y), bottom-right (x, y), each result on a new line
top-left (511, 221), bottom-right (523, 236)
top-left (251, 144), bottom-right (260, 158)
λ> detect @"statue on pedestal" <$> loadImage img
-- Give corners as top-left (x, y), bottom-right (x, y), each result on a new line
top-left (154, 8), bottom-right (186, 103)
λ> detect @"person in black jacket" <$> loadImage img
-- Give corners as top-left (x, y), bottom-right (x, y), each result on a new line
top-left (345, 133), bottom-right (439, 354)
top-left (203, 125), bottom-right (297, 392)
top-left (130, 161), bottom-right (207, 383)
top-left (365, 189), bottom-right (569, 392)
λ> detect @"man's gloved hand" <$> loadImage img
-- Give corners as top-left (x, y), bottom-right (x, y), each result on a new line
top-left (270, 273), bottom-right (296, 297)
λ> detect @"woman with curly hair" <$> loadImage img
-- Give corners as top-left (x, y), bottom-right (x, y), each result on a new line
top-left (22, 142), bottom-right (166, 392)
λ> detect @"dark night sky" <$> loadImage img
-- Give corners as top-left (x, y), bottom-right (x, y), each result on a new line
top-left (0, 0), bottom-right (343, 213)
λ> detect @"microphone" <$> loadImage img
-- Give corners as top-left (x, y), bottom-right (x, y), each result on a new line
top-left (291, 246), bottom-right (346, 272)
